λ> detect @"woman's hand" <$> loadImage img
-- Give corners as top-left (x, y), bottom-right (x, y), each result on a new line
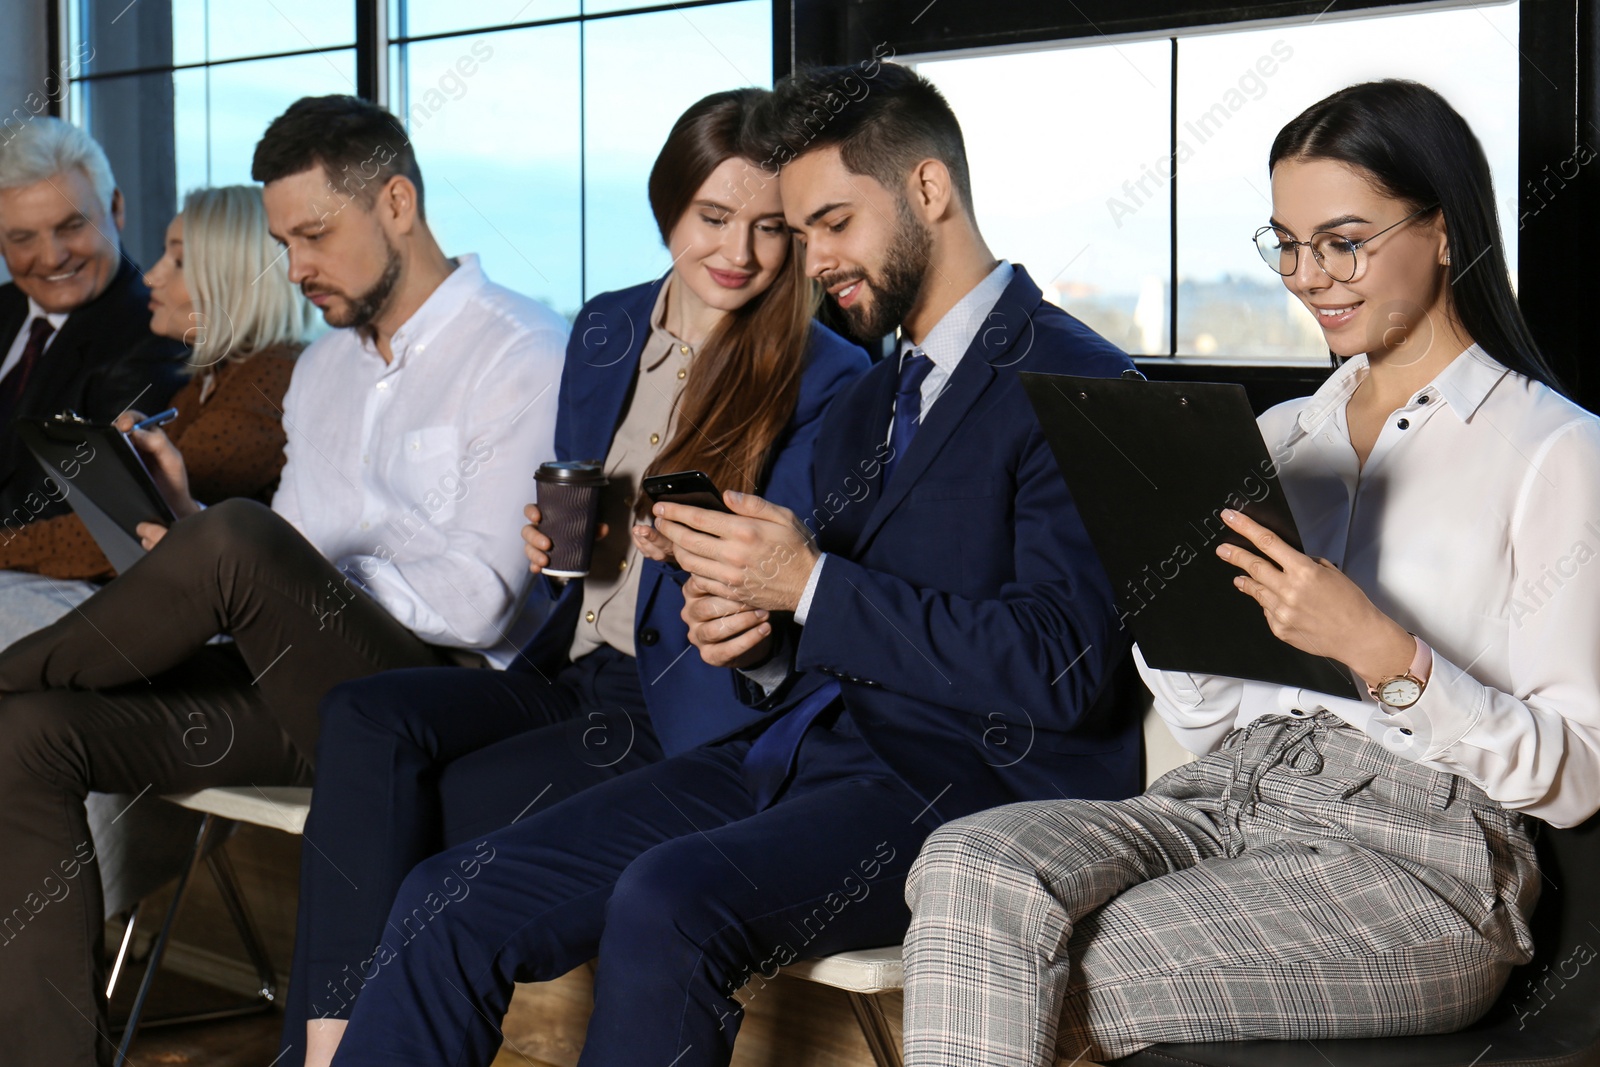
top-left (631, 522), bottom-right (677, 564)
top-left (681, 575), bottom-right (774, 669)
top-left (521, 503), bottom-right (607, 575)
top-left (134, 521), bottom-right (169, 551)
top-left (1217, 508), bottom-right (1415, 688)
top-left (117, 409), bottom-right (197, 549)
top-left (116, 410), bottom-right (200, 522)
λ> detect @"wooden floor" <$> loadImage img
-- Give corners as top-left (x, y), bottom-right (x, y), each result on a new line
top-left (117, 964), bottom-right (891, 1067)
top-left (115, 969), bottom-right (285, 1067)
top-left (114, 824), bottom-right (893, 1066)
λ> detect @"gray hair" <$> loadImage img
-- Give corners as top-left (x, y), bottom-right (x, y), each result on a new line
top-left (0, 117), bottom-right (116, 210)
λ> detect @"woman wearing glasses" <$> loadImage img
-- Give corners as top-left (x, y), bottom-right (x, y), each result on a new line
top-left (900, 79), bottom-right (1600, 1064)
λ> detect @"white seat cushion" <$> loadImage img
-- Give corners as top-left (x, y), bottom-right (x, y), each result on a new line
top-left (782, 945), bottom-right (905, 994)
top-left (164, 786), bottom-right (313, 834)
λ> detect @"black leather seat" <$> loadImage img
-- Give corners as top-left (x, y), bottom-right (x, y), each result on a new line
top-left (1115, 813), bottom-right (1600, 1067)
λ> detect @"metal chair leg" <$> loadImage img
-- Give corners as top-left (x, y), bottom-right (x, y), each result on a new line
top-left (204, 838), bottom-right (277, 1003)
top-left (847, 991), bottom-right (904, 1067)
top-left (114, 813), bottom-right (213, 1067)
top-left (105, 903), bottom-right (142, 1000)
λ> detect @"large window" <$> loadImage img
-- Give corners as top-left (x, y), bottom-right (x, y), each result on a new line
top-left (65, 0), bottom-right (358, 269)
top-left (389, 0), bottom-right (772, 317)
top-left (63, 0), bottom-right (772, 316)
top-left (910, 1), bottom-right (1520, 361)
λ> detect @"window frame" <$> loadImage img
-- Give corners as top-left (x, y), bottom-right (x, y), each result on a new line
top-left (775, 0), bottom-right (1598, 413)
top-left (47, 0), bottom-right (1595, 409)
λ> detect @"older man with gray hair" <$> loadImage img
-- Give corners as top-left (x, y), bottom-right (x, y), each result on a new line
top-left (0, 117), bottom-right (186, 598)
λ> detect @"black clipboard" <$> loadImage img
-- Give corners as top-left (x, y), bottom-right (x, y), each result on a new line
top-left (1021, 372), bottom-right (1359, 699)
top-left (15, 413), bottom-right (176, 575)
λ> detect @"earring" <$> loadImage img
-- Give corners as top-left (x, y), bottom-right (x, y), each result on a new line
top-left (1444, 252), bottom-right (1452, 266)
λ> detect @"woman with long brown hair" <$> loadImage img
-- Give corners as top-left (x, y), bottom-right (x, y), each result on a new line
top-left (282, 88), bottom-right (867, 1067)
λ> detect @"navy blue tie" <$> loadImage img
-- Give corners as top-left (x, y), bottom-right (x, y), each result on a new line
top-left (742, 349), bottom-right (934, 808)
top-left (881, 349), bottom-right (933, 488)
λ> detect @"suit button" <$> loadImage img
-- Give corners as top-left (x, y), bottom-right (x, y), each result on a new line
top-left (639, 628), bottom-right (659, 646)
top-left (585, 611), bottom-right (596, 623)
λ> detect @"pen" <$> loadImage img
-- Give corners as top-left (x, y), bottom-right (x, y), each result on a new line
top-left (128, 408), bottom-right (179, 433)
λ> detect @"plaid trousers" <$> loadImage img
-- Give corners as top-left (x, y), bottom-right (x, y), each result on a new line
top-left (902, 712), bottom-right (1540, 1066)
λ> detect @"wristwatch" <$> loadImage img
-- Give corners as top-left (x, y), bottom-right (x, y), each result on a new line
top-left (1369, 635), bottom-right (1430, 710)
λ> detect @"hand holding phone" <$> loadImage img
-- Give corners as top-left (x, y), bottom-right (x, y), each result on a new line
top-left (641, 470), bottom-right (732, 515)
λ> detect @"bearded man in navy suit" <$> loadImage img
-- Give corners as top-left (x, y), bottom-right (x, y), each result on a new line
top-left (326, 62), bottom-right (1141, 1067)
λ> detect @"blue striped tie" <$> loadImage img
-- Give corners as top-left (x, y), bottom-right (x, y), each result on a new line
top-left (741, 348), bottom-right (934, 808)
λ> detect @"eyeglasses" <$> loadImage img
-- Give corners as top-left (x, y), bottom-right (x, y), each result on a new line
top-left (1252, 203), bottom-right (1439, 283)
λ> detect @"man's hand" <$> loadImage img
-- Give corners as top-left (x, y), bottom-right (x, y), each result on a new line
top-left (1217, 508), bottom-right (1415, 688)
top-left (116, 410), bottom-right (200, 522)
top-left (520, 503), bottom-right (607, 575)
top-left (651, 491), bottom-right (818, 613)
top-left (681, 575), bottom-right (775, 668)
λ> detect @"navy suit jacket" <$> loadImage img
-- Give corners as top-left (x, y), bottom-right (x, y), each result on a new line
top-left (515, 276), bottom-right (869, 756)
top-left (754, 265), bottom-right (1142, 822)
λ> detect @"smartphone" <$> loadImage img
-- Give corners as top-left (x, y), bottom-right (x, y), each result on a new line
top-left (641, 470), bottom-right (732, 514)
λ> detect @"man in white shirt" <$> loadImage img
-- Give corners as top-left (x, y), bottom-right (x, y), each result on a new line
top-left (0, 95), bottom-right (564, 1067)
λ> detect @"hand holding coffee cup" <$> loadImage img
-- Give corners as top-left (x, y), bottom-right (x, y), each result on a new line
top-left (531, 461), bottom-right (609, 578)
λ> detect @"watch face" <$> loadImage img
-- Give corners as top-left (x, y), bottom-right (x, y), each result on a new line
top-left (1379, 676), bottom-right (1423, 708)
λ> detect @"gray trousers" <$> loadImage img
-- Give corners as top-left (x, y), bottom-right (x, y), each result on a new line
top-left (902, 713), bottom-right (1540, 1066)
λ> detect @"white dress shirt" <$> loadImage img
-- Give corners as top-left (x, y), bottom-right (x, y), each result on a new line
top-left (1136, 345), bottom-right (1600, 827)
top-left (1, 299), bottom-right (68, 379)
top-left (271, 254), bottom-right (566, 668)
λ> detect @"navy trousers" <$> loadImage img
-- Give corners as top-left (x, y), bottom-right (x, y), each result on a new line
top-left (280, 646), bottom-right (664, 1063)
top-left (326, 707), bottom-right (938, 1067)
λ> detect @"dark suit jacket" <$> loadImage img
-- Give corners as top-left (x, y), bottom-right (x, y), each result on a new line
top-left (515, 276), bottom-right (871, 756)
top-left (0, 259), bottom-right (187, 523)
top-left (752, 265), bottom-right (1143, 822)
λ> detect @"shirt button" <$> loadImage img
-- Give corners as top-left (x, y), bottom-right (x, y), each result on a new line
top-left (376, 381), bottom-right (388, 391)
top-left (362, 454), bottom-right (370, 464)
top-left (679, 345), bottom-right (689, 355)
top-left (619, 559), bottom-right (628, 571)
top-left (360, 521), bottom-right (370, 530)
top-left (1418, 394), bottom-right (1432, 404)
top-left (585, 611), bottom-right (596, 623)
top-left (677, 368), bottom-right (686, 380)
top-left (650, 433), bottom-right (660, 445)
top-left (1289, 708), bottom-right (1307, 717)
top-left (410, 440), bottom-right (420, 450)
top-left (1397, 418), bottom-right (1410, 430)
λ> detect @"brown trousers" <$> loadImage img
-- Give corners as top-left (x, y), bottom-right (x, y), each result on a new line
top-left (0, 499), bottom-right (456, 1067)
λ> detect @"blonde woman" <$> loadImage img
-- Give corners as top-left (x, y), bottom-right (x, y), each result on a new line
top-left (0, 184), bottom-right (314, 652)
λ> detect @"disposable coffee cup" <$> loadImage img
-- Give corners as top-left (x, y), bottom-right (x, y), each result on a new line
top-left (535, 461), bottom-right (608, 578)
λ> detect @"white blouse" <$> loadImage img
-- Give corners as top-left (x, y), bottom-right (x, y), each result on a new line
top-left (1136, 345), bottom-right (1600, 827)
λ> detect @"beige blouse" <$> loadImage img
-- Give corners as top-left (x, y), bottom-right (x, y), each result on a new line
top-left (568, 281), bottom-right (693, 661)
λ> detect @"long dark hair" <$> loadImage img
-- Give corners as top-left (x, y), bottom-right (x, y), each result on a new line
top-left (637, 89), bottom-right (818, 517)
top-left (1270, 79), bottom-right (1562, 392)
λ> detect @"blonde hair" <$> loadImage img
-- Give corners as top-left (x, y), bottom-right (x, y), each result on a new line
top-left (181, 185), bottom-right (316, 369)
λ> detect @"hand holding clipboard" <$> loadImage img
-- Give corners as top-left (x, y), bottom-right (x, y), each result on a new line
top-left (14, 409), bottom-right (185, 574)
top-left (1020, 371), bottom-right (1360, 699)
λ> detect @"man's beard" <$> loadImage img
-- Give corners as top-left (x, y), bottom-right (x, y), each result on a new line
top-left (829, 197), bottom-right (932, 342)
top-left (312, 238), bottom-right (403, 330)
